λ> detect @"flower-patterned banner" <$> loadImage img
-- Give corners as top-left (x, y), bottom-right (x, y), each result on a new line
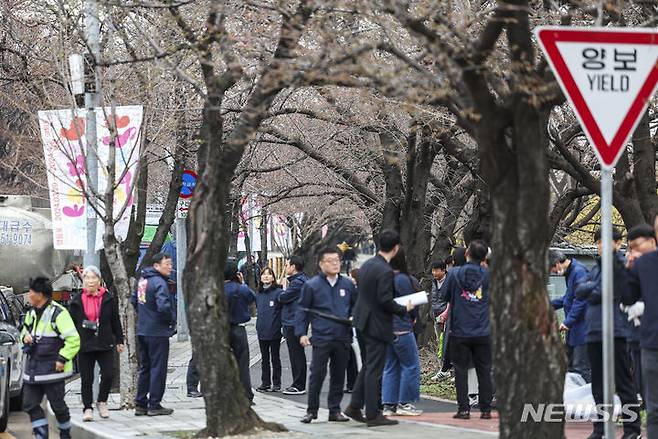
top-left (38, 106), bottom-right (143, 250)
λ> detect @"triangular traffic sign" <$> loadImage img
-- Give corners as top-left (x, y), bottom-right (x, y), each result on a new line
top-left (536, 27), bottom-right (658, 168)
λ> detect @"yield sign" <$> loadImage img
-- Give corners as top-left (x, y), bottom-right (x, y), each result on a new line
top-left (536, 27), bottom-right (658, 168)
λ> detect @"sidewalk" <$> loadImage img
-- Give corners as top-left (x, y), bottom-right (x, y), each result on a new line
top-left (62, 322), bottom-right (637, 439)
top-left (61, 321), bottom-right (496, 438)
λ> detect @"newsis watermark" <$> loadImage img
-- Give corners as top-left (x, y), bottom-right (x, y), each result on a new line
top-left (520, 403), bottom-right (641, 423)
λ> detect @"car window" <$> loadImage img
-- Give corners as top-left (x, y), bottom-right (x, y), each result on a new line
top-left (0, 293), bottom-right (12, 324)
top-left (7, 296), bottom-right (23, 326)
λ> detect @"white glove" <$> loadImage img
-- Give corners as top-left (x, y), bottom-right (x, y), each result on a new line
top-left (620, 301), bottom-right (644, 327)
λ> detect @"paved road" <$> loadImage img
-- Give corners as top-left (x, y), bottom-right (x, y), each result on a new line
top-left (5, 406), bottom-right (60, 439)
top-left (249, 336), bottom-right (456, 415)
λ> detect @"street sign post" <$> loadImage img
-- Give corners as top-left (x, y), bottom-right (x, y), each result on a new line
top-left (176, 170), bottom-right (197, 341)
top-left (536, 26), bottom-right (658, 437)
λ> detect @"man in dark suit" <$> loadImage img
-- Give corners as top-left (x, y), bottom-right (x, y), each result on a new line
top-left (345, 230), bottom-right (414, 427)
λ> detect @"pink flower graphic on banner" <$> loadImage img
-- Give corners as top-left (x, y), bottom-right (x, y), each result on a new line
top-left (102, 127), bottom-right (136, 148)
top-left (62, 179), bottom-right (86, 217)
top-left (62, 204), bottom-right (85, 217)
top-left (67, 154), bottom-right (85, 177)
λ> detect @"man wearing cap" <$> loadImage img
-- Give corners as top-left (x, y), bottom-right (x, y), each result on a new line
top-left (549, 250), bottom-right (591, 382)
top-left (21, 277), bottom-right (80, 439)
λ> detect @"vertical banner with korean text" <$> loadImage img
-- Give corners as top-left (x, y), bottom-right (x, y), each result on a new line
top-left (38, 109), bottom-right (88, 249)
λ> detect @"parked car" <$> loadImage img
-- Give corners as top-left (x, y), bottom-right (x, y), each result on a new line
top-left (0, 286), bottom-right (26, 432)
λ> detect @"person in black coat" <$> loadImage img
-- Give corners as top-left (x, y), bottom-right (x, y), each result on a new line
top-left (69, 265), bottom-right (124, 422)
top-left (345, 230), bottom-right (413, 427)
top-left (255, 267), bottom-right (283, 392)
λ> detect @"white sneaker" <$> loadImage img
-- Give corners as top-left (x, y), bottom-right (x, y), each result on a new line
top-left (97, 401), bottom-right (110, 419)
top-left (382, 405), bottom-right (397, 416)
top-left (396, 403), bottom-right (423, 416)
top-left (431, 370), bottom-right (452, 381)
top-left (83, 408), bottom-right (93, 422)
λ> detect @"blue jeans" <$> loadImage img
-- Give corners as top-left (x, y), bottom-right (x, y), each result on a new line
top-left (382, 333), bottom-right (420, 405)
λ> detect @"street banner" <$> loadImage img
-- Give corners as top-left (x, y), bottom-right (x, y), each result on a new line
top-left (535, 27), bottom-right (658, 167)
top-left (38, 106), bottom-right (143, 250)
top-left (38, 109), bottom-right (88, 249)
top-left (94, 106), bottom-right (144, 250)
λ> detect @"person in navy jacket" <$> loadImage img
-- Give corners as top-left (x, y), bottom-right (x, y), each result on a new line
top-left (131, 253), bottom-right (176, 416)
top-left (625, 223), bottom-right (656, 409)
top-left (278, 256), bottom-right (308, 395)
top-left (442, 240), bottom-right (493, 420)
top-left (255, 267), bottom-right (283, 393)
top-left (225, 262), bottom-right (257, 404)
top-left (624, 216), bottom-right (658, 439)
top-left (549, 250), bottom-right (591, 382)
top-left (296, 248), bottom-right (357, 424)
top-left (575, 228), bottom-right (641, 439)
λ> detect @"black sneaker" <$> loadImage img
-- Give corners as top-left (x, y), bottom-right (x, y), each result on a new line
top-left (135, 406), bottom-right (148, 416)
top-left (366, 414), bottom-right (398, 427)
top-left (283, 386), bottom-right (306, 395)
top-left (453, 411), bottom-right (470, 419)
top-left (256, 385), bottom-right (271, 392)
top-left (271, 385), bottom-right (281, 392)
top-left (147, 406), bottom-right (174, 416)
top-left (301, 412), bottom-right (318, 424)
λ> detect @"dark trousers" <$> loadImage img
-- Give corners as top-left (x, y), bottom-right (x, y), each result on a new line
top-left (259, 338), bottom-right (282, 388)
top-left (307, 341), bottom-right (349, 414)
top-left (230, 325), bottom-right (253, 402)
top-left (451, 335), bottom-right (493, 413)
top-left (567, 343), bottom-right (591, 383)
top-left (350, 332), bottom-right (388, 420)
top-left (628, 341), bottom-right (643, 401)
top-left (642, 348), bottom-right (658, 438)
top-left (186, 353), bottom-right (200, 393)
top-left (136, 335), bottom-right (170, 409)
top-left (588, 339), bottom-right (641, 435)
top-left (346, 346), bottom-right (358, 390)
top-left (79, 349), bottom-right (115, 410)
top-left (283, 325), bottom-right (307, 390)
top-left (23, 381), bottom-right (70, 430)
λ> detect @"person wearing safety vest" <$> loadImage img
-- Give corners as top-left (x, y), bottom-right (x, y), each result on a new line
top-left (20, 277), bottom-right (80, 439)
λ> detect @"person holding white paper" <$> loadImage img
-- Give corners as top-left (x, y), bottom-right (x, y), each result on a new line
top-left (381, 248), bottom-right (423, 417)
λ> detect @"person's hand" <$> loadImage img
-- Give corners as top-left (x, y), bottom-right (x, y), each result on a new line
top-left (23, 333), bottom-right (33, 345)
top-left (626, 301), bottom-right (645, 320)
top-left (559, 323), bottom-right (569, 332)
top-left (55, 361), bottom-right (65, 372)
top-left (300, 336), bottom-right (311, 347)
top-left (406, 301), bottom-right (415, 313)
top-left (117, 344), bottom-right (125, 354)
top-left (439, 309), bottom-right (449, 324)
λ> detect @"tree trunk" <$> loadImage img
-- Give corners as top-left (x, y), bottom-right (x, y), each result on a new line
top-left (184, 93), bottom-right (283, 437)
top-left (631, 111), bottom-right (658, 223)
top-left (259, 204), bottom-right (268, 265)
top-left (104, 233), bottom-right (138, 408)
top-left (480, 97), bottom-right (565, 439)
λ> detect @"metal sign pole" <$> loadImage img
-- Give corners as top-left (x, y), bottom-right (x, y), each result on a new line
top-left (600, 167), bottom-right (615, 438)
top-left (83, 0), bottom-right (100, 268)
top-left (176, 217), bottom-right (189, 341)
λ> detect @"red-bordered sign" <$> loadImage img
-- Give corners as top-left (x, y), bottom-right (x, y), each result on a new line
top-left (536, 27), bottom-right (658, 168)
top-left (180, 169), bottom-right (198, 199)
